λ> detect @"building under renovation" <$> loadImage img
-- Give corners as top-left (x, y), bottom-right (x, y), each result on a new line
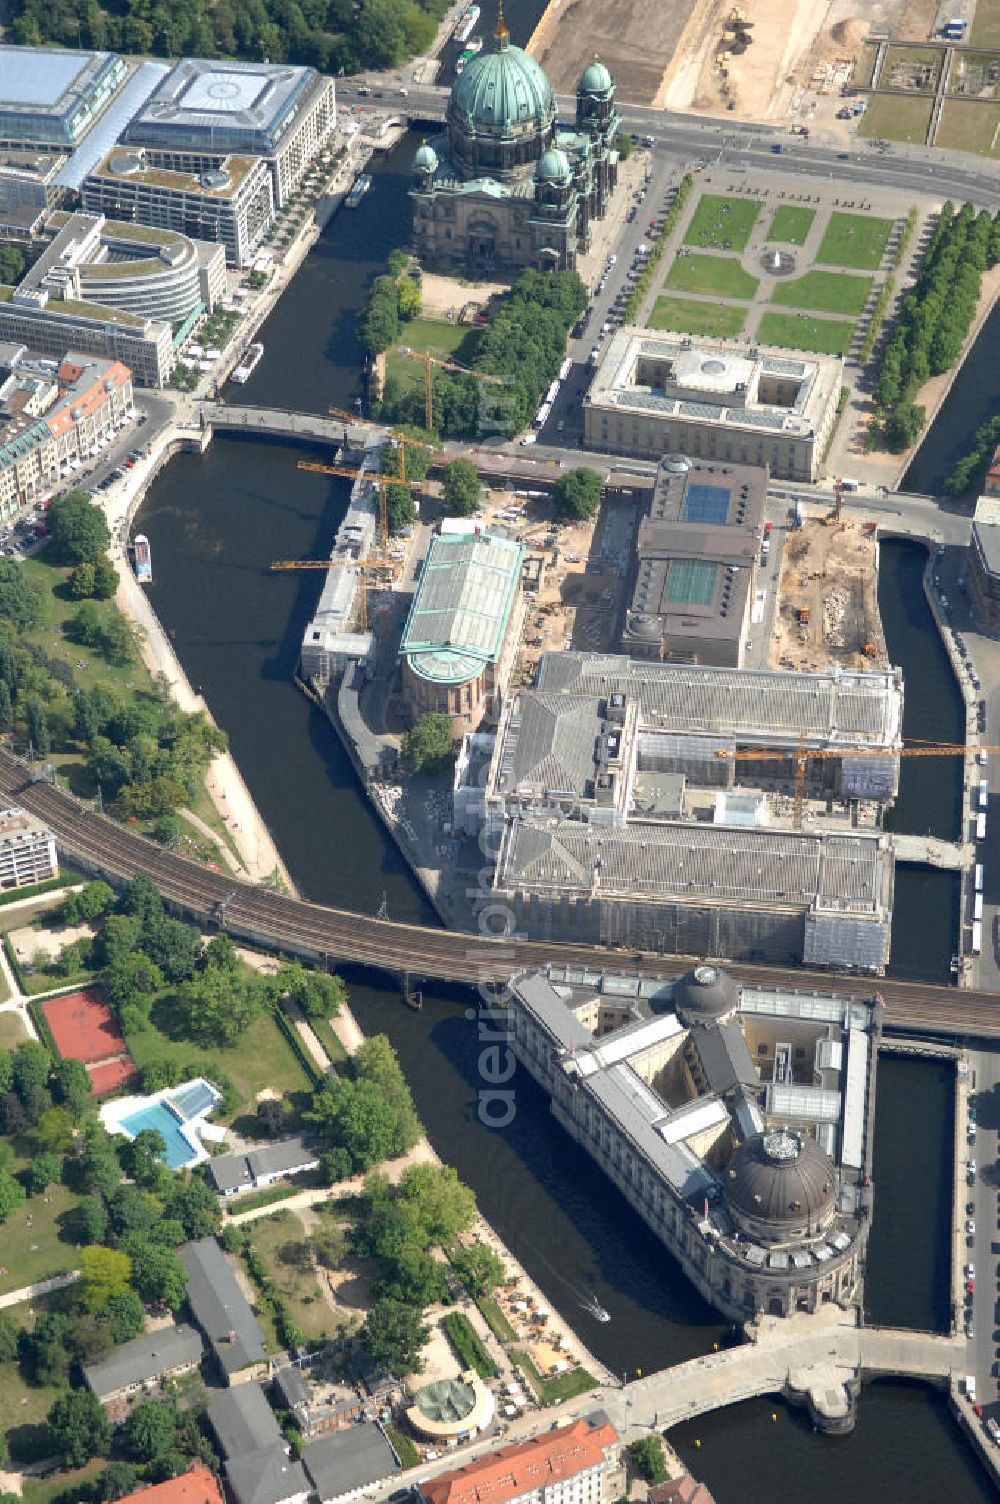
top-left (507, 962), bottom-right (880, 1323)
top-left (454, 653), bottom-right (902, 971)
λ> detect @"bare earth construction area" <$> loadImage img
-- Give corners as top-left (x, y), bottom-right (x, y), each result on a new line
top-left (527, 0), bottom-right (697, 103)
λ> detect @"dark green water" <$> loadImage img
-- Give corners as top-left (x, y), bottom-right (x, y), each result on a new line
top-left (137, 131), bottom-right (994, 1497)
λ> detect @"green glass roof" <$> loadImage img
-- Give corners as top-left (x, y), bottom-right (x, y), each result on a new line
top-left (401, 532), bottom-right (524, 685)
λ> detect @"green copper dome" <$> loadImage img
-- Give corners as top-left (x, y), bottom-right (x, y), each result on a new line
top-left (536, 146), bottom-right (570, 181)
top-left (578, 57), bottom-right (613, 93)
top-left (412, 140), bottom-right (438, 172)
top-left (449, 42), bottom-right (556, 133)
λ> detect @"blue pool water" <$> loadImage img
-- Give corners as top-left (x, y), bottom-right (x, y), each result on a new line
top-left (120, 1102), bottom-right (195, 1170)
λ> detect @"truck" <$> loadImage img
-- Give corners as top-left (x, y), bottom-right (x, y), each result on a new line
top-left (975, 862), bottom-right (985, 893)
top-left (974, 893), bottom-right (984, 921)
top-left (944, 17), bottom-right (967, 37)
top-left (798, 605), bottom-right (811, 625)
top-left (977, 811), bottom-right (987, 842)
top-left (966, 1376), bottom-right (977, 1403)
top-left (770, 143), bottom-right (784, 154)
top-left (972, 919), bottom-right (983, 955)
top-left (980, 778), bottom-right (989, 811)
top-left (793, 500), bottom-right (804, 528)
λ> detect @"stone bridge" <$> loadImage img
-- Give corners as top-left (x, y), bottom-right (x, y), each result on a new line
top-left (891, 833), bottom-right (970, 869)
top-left (201, 402), bottom-right (363, 449)
top-left (620, 1318), bottom-right (964, 1434)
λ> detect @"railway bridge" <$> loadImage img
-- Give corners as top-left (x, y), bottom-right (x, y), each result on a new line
top-left (3, 749), bottom-right (999, 1039)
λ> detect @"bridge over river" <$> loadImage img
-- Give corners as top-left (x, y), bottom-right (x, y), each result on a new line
top-left (3, 749), bottom-right (999, 1039)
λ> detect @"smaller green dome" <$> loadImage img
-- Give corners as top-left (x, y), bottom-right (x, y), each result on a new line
top-left (412, 140), bottom-right (438, 172)
top-left (579, 56), bottom-right (612, 93)
top-left (536, 146), bottom-right (570, 181)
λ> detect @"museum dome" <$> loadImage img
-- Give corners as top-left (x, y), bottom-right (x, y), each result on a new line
top-left (536, 146), bottom-right (571, 181)
top-left (673, 964), bottom-right (740, 1024)
top-left (449, 33), bottom-right (556, 136)
top-left (578, 57), bottom-right (613, 94)
top-left (725, 1130), bottom-right (838, 1230)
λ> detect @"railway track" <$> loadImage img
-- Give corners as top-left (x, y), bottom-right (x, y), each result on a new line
top-left (1, 748), bottom-right (996, 1038)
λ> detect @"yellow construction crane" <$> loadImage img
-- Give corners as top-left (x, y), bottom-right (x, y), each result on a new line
top-left (398, 348), bottom-right (505, 433)
top-left (270, 557), bottom-right (397, 632)
top-left (296, 457), bottom-right (432, 546)
top-left (327, 408), bottom-right (437, 487)
top-left (715, 737), bottom-right (1000, 831)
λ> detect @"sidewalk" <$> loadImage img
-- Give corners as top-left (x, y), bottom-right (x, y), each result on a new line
top-left (0, 1270), bottom-right (80, 1310)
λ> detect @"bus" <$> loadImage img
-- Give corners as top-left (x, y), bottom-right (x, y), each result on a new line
top-left (544, 380), bottom-right (560, 406)
top-left (974, 893), bottom-right (984, 922)
top-left (980, 779), bottom-right (989, 810)
top-left (972, 920), bottom-right (983, 955)
top-left (975, 863), bottom-right (985, 893)
top-left (977, 812), bottom-right (987, 842)
top-left (558, 357), bottom-right (573, 381)
top-left (533, 401), bottom-right (552, 430)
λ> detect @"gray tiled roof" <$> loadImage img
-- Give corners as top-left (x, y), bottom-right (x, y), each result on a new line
top-left (207, 1152), bottom-right (253, 1195)
top-left (207, 1383), bottom-right (282, 1459)
top-left (246, 1136), bottom-right (319, 1180)
top-left (301, 1423), bottom-right (400, 1503)
top-left (225, 1445), bottom-right (309, 1504)
top-left (497, 693), bottom-right (606, 797)
top-left (83, 1322), bottom-right (202, 1399)
top-left (180, 1237), bottom-right (266, 1375)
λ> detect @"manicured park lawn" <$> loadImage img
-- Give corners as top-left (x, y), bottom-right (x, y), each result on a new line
top-left (815, 211), bottom-right (894, 270)
top-left (0, 1009), bottom-right (25, 1043)
top-left (126, 1001), bottom-right (314, 1122)
top-left (664, 253), bottom-right (759, 300)
top-left (649, 296), bottom-right (746, 337)
top-left (22, 1461), bottom-right (106, 1504)
top-left (857, 93), bottom-right (934, 147)
top-left (683, 194), bottom-right (761, 251)
top-left (972, 0), bottom-right (1000, 48)
top-left (757, 312), bottom-right (855, 356)
top-left (771, 270), bottom-right (871, 316)
top-left (766, 206), bottom-right (816, 245)
top-left (246, 1209), bottom-right (337, 1342)
top-left (383, 318), bottom-right (479, 396)
top-left (0, 1180), bottom-right (82, 1300)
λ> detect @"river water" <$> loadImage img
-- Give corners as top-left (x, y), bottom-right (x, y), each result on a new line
top-left (137, 127), bottom-right (998, 1497)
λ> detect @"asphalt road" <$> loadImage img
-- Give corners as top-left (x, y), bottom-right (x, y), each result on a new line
top-left (966, 1046), bottom-right (1000, 1422)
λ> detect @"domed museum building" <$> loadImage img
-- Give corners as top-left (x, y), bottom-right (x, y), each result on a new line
top-left (410, 4), bottom-right (620, 272)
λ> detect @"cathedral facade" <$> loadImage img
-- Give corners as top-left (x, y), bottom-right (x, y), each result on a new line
top-left (410, 6), bottom-right (619, 274)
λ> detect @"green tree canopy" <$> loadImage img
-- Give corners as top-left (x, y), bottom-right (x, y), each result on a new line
top-left (451, 1242), bottom-right (504, 1298)
top-left (47, 490), bottom-right (111, 565)
top-left (128, 1243), bottom-right (188, 1309)
top-left (0, 558), bottom-right (39, 631)
top-left (0, 1169), bottom-right (25, 1223)
top-left (47, 1389), bottom-right (111, 1468)
top-left (440, 457), bottom-right (482, 516)
top-left (396, 1163), bottom-right (477, 1245)
top-left (80, 1244), bottom-right (132, 1313)
top-left (359, 1297), bottom-right (429, 1377)
top-left (553, 467), bottom-right (603, 521)
top-left (51, 1057), bottom-right (91, 1118)
top-left (628, 1436), bottom-right (667, 1484)
top-left (402, 711), bottom-right (455, 773)
top-left (276, 961), bottom-right (346, 1021)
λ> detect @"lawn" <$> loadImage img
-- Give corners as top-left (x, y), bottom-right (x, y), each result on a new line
top-left (127, 1001), bottom-right (314, 1123)
top-left (0, 1008), bottom-right (25, 1043)
top-left (511, 1350), bottom-right (598, 1406)
top-left (22, 1462), bottom-right (106, 1504)
top-left (0, 1180), bottom-right (82, 1300)
top-left (757, 312), bottom-right (855, 356)
top-left (972, 0), bottom-right (1000, 48)
top-left (766, 206), bottom-right (816, 245)
top-left (649, 296), bottom-right (746, 337)
top-left (664, 253), bottom-right (759, 299)
top-left (383, 318), bottom-right (480, 396)
top-left (857, 93), bottom-right (934, 147)
top-left (815, 210), bottom-right (894, 270)
top-left (855, 43), bottom-right (881, 88)
top-left (0, 1353), bottom-right (64, 1450)
top-left (683, 194), bottom-right (761, 251)
top-left (245, 1209), bottom-right (337, 1343)
top-left (936, 99), bottom-right (1000, 158)
top-left (307, 1012), bottom-right (348, 1066)
top-left (771, 270), bottom-right (871, 316)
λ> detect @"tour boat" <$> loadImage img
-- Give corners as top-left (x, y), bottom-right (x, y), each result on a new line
top-left (230, 342), bottom-right (264, 384)
top-left (345, 173), bottom-right (372, 208)
top-left (133, 534), bottom-right (152, 584)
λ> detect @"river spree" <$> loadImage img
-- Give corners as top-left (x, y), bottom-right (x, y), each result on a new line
top-left (137, 128), bottom-right (998, 1498)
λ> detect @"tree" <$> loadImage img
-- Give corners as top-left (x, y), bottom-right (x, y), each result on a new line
top-left (24, 1151), bottom-right (61, 1196)
top-left (0, 244), bottom-right (24, 283)
top-left (129, 1244), bottom-right (188, 1309)
top-left (173, 966), bottom-right (268, 1046)
top-left (20, 1311), bottom-right (74, 1385)
top-left (165, 1176), bottom-right (220, 1240)
top-left (257, 1096), bottom-right (286, 1137)
top-left (62, 880), bottom-right (114, 925)
top-left (397, 275), bottom-right (421, 321)
top-left (52, 1057), bottom-right (92, 1118)
top-left (141, 917), bottom-right (202, 983)
top-left (105, 1289), bottom-right (146, 1344)
top-left (124, 1399), bottom-right (179, 1464)
top-left (73, 1195), bottom-right (109, 1246)
top-left (882, 401), bottom-right (926, 452)
top-left (308, 1076), bottom-right (405, 1175)
top-left (450, 1242), bottom-right (504, 1298)
top-left (91, 558), bottom-right (118, 600)
top-left (80, 1244), bottom-right (132, 1314)
top-left (99, 1462), bottom-right (141, 1502)
top-left (553, 467), bottom-right (603, 521)
top-left (402, 711), bottom-right (455, 773)
top-left (77, 1121), bottom-right (123, 1199)
top-left (47, 1389), bottom-right (111, 1468)
top-left (628, 1437), bottom-right (667, 1485)
top-left (276, 961), bottom-right (346, 1021)
top-left (68, 562), bottom-right (97, 600)
top-left (120, 1130), bottom-right (167, 1188)
top-left (440, 457), bottom-right (481, 517)
top-left (35, 1105), bottom-right (75, 1153)
top-left (109, 1184), bottom-right (161, 1239)
top-left (615, 131), bottom-right (633, 160)
top-left (0, 1313), bottom-right (19, 1362)
top-left (397, 1164), bottom-right (477, 1245)
top-left (94, 913), bottom-right (143, 969)
top-left (385, 483), bottom-right (415, 535)
top-left (119, 874), bottom-right (164, 927)
top-left (360, 1298), bottom-right (429, 1377)
top-left (0, 558), bottom-right (39, 631)
top-left (310, 1223), bottom-right (347, 1270)
top-left (374, 1242), bottom-right (447, 1307)
top-left (47, 490), bottom-right (111, 565)
top-left (103, 951), bottom-right (164, 1019)
top-left (0, 1169), bottom-right (25, 1223)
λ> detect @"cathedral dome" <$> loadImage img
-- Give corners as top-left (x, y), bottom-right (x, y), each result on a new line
top-left (578, 57), bottom-right (613, 94)
top-left (449, 42), bottom-right (556, 135)
top-left (536, 146), bottom-right (571, 182)
top-left (412, 140), bottom-right (438, 172)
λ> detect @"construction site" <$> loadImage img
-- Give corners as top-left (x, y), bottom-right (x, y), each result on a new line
top-left (772, 506), bottom-right (887, 675)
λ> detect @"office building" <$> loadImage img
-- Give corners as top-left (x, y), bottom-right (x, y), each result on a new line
top-left (584, 332), bottom-right (842, 482)
top-left (83, 148), bottom-right (274, 267)
top-left (0, 150), bottom-right (68, 216)
top-left (0, 806), bottom-right (58, 888)
top-left (967, 494), bottom-right (1000, 630)
top-left (123, 58), bottom-right (336, 208)
top-left (0, 46), bottom-right (127, 149)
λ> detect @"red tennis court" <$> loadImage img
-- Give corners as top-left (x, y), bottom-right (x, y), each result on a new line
top-left (41, 987), bottom-right (136, 1095)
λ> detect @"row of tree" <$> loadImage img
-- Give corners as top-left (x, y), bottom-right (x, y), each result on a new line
top-left (358, 248), bottom-right (423, 360)
top-left (945, 411), bottom-right (1000, 498)
top-left (873, 203), bottom-right (1000, 452)
top-left (9, 0), bottom-right (450, 76)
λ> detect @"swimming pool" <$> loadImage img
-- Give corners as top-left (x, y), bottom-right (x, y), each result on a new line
top-left (119, 1102), bottom-right (196, 1170)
